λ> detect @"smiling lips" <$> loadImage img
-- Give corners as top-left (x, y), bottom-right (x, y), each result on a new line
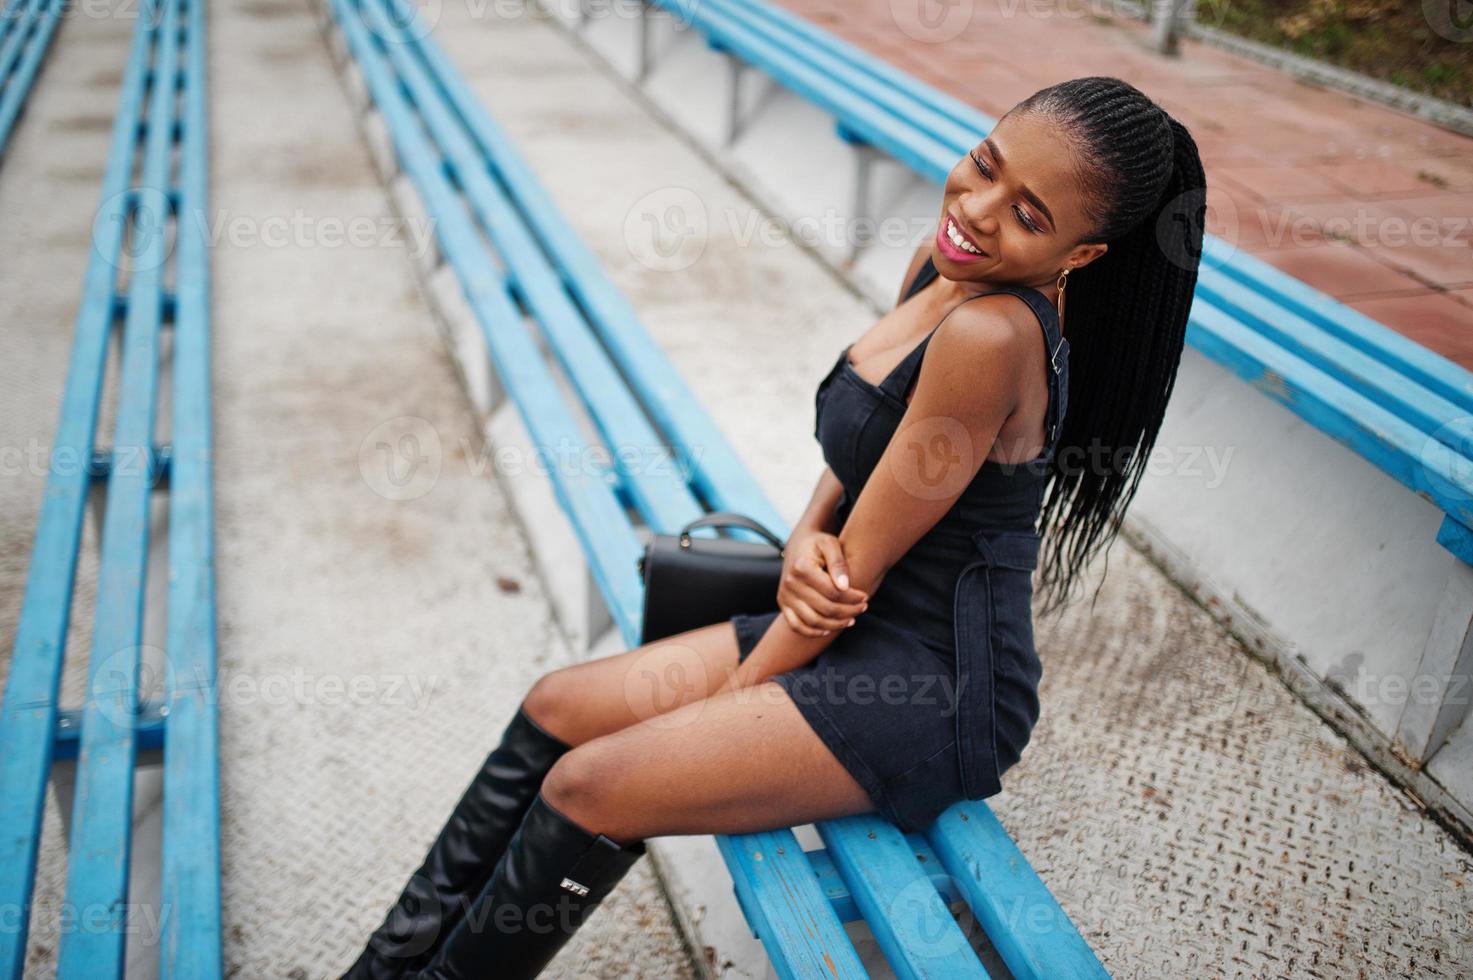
top-left (938, 213), bottom-right (988, 262)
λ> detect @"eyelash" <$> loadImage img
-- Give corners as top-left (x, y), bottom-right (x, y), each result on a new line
top-left (970, 149), bottom-right (1041, 234)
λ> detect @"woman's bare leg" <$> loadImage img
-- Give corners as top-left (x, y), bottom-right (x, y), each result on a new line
top-left (520, 620), bottom-right (748, 747)
top-left (540, 680), bottom-right (877, 843)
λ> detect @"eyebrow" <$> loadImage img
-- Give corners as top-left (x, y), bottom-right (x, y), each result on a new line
top-left (984, 136), bottom-right (1055, 231)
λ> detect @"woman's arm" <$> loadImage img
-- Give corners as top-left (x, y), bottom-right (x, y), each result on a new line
top-left (710, 470), bottom-right (848, 695)
top-left (794, 466), bottom-right (846, 537)
top-left (716, 298), bottom-right (1031, 694)
top-left (775, 467), bottom-right (867, 637)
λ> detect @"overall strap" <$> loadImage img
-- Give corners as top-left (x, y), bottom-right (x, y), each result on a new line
top-left (1010, 285), bottom-right (1070, 456)
top-left (871, 255), bottom-right (940, 402)
top-left (882, 284), bottom-right (1071, 457)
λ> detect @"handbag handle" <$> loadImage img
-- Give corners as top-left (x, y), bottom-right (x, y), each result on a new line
top-left (679, 511), bottom-right (786, 553)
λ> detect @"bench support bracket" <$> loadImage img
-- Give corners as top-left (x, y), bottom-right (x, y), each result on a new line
top-left (636, 0), bottom-right (652, 81)
top-left (717, 48), bottom-right (746, 147)
top-left (836, 125), bottom-right (881, 265)
top-left (1395, 550), bottom-right (1473, 767)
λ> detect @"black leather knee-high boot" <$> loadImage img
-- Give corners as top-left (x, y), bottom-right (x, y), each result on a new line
top-left (411, 792), bottom-right (647, 980)
top-left (342, 705), bottom-right (574, 979)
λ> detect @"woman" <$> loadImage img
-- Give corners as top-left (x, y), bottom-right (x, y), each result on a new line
top-left (345, 74), bottom-right (1206, 978)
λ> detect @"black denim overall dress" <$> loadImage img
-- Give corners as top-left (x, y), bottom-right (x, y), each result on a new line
top-left (731, 255), bottom-right (1070, 833)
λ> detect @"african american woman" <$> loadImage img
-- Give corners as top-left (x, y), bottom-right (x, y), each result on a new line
top-left (344, 73), bottom-right (1207, 979)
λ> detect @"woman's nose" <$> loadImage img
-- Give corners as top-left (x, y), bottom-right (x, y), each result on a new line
top-left (956, 197), bottom-right (1000, 237)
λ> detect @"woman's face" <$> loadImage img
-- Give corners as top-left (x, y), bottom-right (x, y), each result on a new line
top-left (933, 111), bottom-right (1105, 289)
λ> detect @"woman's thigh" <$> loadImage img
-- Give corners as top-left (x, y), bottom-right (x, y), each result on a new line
top-left (522, 620), bottom-right (744, 747)
top-left (542, 680), bottom-right (877, 841)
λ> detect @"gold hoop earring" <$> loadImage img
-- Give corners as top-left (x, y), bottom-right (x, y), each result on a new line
top-left (1055, 268), bottom-right (1070, 325)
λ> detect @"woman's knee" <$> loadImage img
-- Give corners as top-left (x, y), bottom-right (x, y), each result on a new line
top-left (540, 744), bottom-right (619, 830)
top-left (521, 668), bottom-right (582, 745)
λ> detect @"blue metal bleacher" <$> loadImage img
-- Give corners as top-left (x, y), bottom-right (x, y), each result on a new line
top-left (0, 0), bottom-right (222, 972)
top-left (0, 0), bottom-right (65, 163)
top-left (318, 0), bottom-right (1112, 974)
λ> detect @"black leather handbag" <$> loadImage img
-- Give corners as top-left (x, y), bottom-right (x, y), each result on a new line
top-left (636, 512), bottom-right (787, 645)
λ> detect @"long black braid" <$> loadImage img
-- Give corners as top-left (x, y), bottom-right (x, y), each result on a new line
top-left (1010, 77), bottom-right (1208, 618)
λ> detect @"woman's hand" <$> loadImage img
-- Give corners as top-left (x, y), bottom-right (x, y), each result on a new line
top-left (778, 530), bottom-right (869, 637)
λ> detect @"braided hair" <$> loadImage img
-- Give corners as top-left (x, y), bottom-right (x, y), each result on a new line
top-left (1011, 77), bottom-right (1207, 618)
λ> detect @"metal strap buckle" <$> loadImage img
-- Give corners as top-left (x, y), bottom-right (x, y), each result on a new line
top-left (1049, 338), bottom-right (1065, 375)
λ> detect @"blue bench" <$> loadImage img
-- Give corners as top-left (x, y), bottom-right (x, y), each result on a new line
top-left (321, 0), bottom-right (1112, 974)
top-left (0, 0), bottom-right (64, 164)
top-left (0, 0), bottom-right (222, 974)
top-left (634, 0), bottom-right (1473, 572)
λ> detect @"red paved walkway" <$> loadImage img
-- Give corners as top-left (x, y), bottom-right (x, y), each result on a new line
top-left (774, 0), bottom-right (1473, 369)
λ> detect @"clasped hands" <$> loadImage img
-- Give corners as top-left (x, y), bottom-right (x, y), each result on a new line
top-left (777, 529), bottom-right (869, 637)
